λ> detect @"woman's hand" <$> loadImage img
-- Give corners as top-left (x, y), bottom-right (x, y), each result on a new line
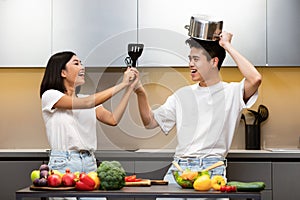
top-left (128, 68), bottom-right (140, 90)
top-left (122, 67), bottom-right (136, 86)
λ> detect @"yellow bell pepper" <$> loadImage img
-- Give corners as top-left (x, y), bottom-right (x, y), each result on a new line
top-left (211, 175), bottom-right (226, 191)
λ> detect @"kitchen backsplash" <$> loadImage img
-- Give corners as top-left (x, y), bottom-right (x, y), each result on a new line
top-left (1, 67), bottom-right (300, 150)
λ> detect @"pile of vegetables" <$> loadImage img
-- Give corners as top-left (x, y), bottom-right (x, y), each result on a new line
top-left (173, 169), bottom-right (265, 192)
top-left (226, 181), bottom-right (265, 192)
top-left (97, 161), bottom-right (126, 190)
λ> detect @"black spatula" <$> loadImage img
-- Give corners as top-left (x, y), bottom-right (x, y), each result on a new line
top-left (127, 43), bottom-right (144, 67)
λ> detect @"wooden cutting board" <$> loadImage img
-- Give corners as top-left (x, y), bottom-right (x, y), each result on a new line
top-left (125, 179), bottom-right (168, 186)
top-left (125, 179), bottom-right (151, 187)
top-left (151, 180), bottom-right (169, 185)
top-left (30, 185), bottom-right (75, 191)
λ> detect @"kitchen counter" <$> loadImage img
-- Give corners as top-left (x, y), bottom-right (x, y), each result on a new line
top-left (15, 184), bottom-right (262, 200)
top-left (1, 149), bottom-right (300, 200)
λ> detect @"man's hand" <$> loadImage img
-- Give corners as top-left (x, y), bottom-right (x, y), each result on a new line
top-left (218, 31), bottom-right (233, 49)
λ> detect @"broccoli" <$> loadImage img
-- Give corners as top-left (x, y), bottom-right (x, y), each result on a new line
top-left (96, 160), bottom-right (126, 190)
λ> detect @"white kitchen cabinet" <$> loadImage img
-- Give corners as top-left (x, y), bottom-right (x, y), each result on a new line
top-left (52, 0), bottom-right (137, 67)
top-left (0, 0), bottom-right (51, 67)
top-left (267, 0), bottom-right (300, 66)
top-left (138, 0), bottom-right (266, 67)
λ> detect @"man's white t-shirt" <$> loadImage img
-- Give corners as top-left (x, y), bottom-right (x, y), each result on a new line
top-left (41, 89), bottom-right (97, 151)
top-left (153, 80), bottom-right (258, 158)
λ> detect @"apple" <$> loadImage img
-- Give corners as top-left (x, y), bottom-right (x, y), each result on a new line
top-left (30, 170), bottom-right (40, 182)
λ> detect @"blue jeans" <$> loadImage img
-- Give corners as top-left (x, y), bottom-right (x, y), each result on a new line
top-left (48, 150), bottom-right (104, 200)
top-left (48, 150), bottom-right (97, 174)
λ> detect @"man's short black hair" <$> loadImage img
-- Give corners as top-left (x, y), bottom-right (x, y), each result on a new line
top-left (185, 38), bottom-right (226, 70)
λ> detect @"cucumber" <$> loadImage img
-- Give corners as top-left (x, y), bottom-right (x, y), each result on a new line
top-left (227, 181), bottom-right (265, 192)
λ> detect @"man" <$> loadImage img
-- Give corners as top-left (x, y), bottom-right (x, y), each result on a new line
top-left (134, 32), bottom-right (261, 183)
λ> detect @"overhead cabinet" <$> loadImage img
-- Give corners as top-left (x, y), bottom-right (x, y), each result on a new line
top-left (267, 0), bottom-right (300, 66)
top-left (52, 0), bottom-right (137, 67)
top-left (0, 0), bottom-right (52, 67)
top-left (138, 0), bottom-right (267, 67)
top-left (1, 0), bottom-right (299, 67)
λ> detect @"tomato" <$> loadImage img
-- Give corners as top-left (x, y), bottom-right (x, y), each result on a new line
top-left (230, 185), bottom-right (237, 192)
top-left (125, 175), bottom-right (136, 182)
top-left (220, 185), bottom-right (237, 192)
top-left (220, 185), bottom-right (227, 192)
top-left (125, 175), bottom-right (142, 182)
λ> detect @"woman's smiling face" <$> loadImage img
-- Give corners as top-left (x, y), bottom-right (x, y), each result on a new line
top-left (62, 55), bottom-right (85, 88)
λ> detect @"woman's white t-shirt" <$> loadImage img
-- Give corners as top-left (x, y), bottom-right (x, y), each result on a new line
top-left (153, 80), bottom-right (258, 158)
top-left (41, 89), bottom-right (97, 151)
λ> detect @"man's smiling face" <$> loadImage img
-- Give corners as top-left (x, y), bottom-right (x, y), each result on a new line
top-left (188, 47), bottom-right (213, 83)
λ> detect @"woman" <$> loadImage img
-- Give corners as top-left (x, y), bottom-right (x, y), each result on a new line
top-left (40, 51), bottom-right (139, 175)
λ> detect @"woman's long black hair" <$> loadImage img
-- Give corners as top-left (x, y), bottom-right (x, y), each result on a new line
top-left (40, 51), bottom-right (76, 98)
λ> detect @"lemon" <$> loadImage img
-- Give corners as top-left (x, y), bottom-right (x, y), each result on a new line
top-left (193, 175), bottom-right (211, 191)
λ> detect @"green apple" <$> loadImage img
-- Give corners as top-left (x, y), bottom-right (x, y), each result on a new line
top-left (30, 170), bottom-right (40, 182)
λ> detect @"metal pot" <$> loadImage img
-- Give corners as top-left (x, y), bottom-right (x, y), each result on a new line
top-left (185, 16), bottom-right (223, 41)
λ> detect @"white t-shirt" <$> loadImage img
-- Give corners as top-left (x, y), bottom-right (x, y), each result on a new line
top-left (153, 79), bottom-right (258, 158)
top-left (41, 89), bottom-right (98, 151)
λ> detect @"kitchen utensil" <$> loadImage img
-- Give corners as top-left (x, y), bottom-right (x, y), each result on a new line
top-left (256, 105), bottom-right (269, 124)
top-left (245, 124), bottom-right (261, 150)
top-left (172, 161), bottom-right (183, 172)
top-left (124, 56), bottom-right (132, 67)
top-left (200, 161), bottom-right (224, 172)
top-left (172, 160), bottom-right (224, 173)
top-left (30, 185), bottom-right (75, 191)
top-left (247, 109), bottom-right (259, 125)
top-left (185, 15), bottom-right (223, 41)
top-left (150, 180), bottom-right (169, 185)
top-left (172, 160), bottom-right (225, 188)
top-left (125, 43), bottom-right (144, 67)
top-left (125, 179), bottom-right (151, 187)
